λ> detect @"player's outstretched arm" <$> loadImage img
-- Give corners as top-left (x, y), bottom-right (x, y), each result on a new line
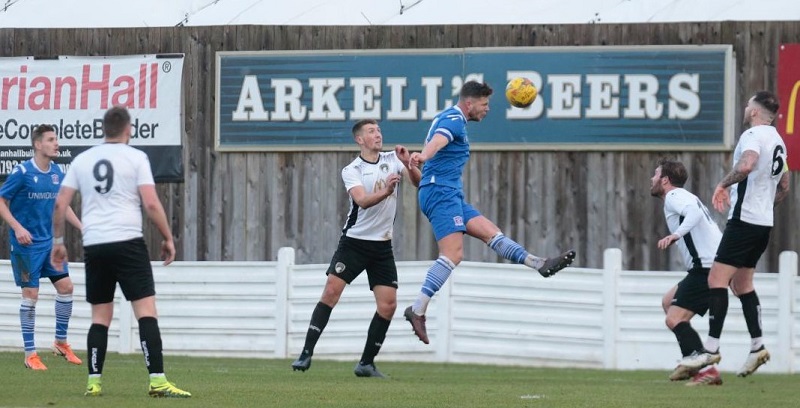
top-left (409, 134), bottom-right (449, 168)
top-left (139, 184), bottom-right (175, 265)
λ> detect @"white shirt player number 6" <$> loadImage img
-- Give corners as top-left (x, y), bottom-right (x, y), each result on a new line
top-left (771, 145), bottom-right (786, 177)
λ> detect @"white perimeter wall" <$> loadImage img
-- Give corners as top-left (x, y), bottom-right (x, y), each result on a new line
top-left (1, 248), bottom-right (798, 373)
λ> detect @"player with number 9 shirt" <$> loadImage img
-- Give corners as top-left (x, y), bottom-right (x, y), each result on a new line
top-left (50, 106), bottom-right (191, 398)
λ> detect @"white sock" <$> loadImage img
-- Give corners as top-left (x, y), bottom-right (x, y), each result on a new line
top-left (524, 254), bottom-right (545, 270)
top-left (704, 337), bottom-right (720, 353)
top-left (412, 294), bottom-right (431, 316)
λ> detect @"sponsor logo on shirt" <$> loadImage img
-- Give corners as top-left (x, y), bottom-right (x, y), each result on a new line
top-left (27, 192), bottom-right (58, 199)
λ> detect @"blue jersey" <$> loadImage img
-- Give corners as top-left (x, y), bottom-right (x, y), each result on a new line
top-left (0, 159), bottom-right (64, 252)
top-left (419, 105), bottom-right (470, 189)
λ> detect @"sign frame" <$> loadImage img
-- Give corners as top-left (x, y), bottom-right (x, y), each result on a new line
top-left (0, 54), bottom-right (185, 182)
top-left (215, 45), bottom-right (735, 152)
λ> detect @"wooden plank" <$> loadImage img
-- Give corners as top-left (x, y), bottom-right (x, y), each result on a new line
top-left (0, 28), bottom-right (13, 55)
top-left (245, 153), bottom-right (267, 260)
top-left (206, 152), bottom-right (226, 260)
top-left (262, 153), bottom-right (280, 260)
top-left (224, 153), bottom-right (247, 260)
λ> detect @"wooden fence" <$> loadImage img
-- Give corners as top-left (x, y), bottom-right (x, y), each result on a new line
top-left (0, 22), bottom-right (799, 270)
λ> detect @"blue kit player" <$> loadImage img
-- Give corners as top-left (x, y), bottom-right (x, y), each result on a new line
top-left (0, 124), bottom-right (83, 370)
top-left (403, 80), bottom-right (576, 344)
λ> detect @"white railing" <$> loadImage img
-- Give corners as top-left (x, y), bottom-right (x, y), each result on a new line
top-left (0, 248), bottom-right (797, 373)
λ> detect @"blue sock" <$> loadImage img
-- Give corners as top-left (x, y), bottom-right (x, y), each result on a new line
top-left (488, 233), bottom-right (529, 264)
top-left (55, 294), bottom-right (73, 342)
top-left (20, 298), bottom-right (36, 353)
top-left (421, 256), bottom-right (456, 297)
top-left (414, 256), bottom-right (456, 315)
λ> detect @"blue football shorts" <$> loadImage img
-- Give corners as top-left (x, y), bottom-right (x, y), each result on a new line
top-left (418, 184), bottom-right (482, 241)
top-left (11, 248), bottom-right (69, 288)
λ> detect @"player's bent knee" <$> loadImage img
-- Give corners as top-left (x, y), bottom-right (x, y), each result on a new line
top-left (444, 252), bottom-right (463, 265)
top-left (21, 288), bottom-right (39, 301)
top-left (54, 281), bottom-right (74, 294)
top-left (377, 301), bottom-right (397, 317)
top-left (664, 316), bottom-right (677, 329)
top-left (320, 286), bottom-right (344, 306)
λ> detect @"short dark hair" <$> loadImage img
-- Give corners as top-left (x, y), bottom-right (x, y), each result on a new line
top-left (103, 106), bottom-right (131, 138)
top-left (352, 119), bottom-right (378, 137)
top-left (657, 158), bottom-right (688, 188)
top-left (31, 124), bottom-right (55, 148)
top-left (752, 91), bottom-right (779, 115)
top-left (460, 81), bottom-right (493, 99)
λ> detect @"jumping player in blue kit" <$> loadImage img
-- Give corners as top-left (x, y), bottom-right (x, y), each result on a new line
top-left (402, 80), bottom-right (576, 344)
top-left (0, 124), bottom-right (83, 370)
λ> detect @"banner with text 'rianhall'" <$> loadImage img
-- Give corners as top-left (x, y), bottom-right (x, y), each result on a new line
top-left (0, 55), bottom-right (184, 182)
top-left (215, 46), bottom-right (734, 152)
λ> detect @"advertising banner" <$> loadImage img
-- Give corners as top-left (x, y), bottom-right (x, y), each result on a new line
top-left (216, 46), bottom-right (734, 151)
top-left (777, 44), bottom-right (800, 171)
top-left (0, 54), bottom-right (184, 181)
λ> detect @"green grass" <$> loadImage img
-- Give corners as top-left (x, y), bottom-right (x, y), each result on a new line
top-left (1, 351), bottom-right (797, 407)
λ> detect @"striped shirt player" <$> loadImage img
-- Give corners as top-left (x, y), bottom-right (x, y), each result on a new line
top-left (403, 81), bottom-right (575, 345)
top-left (292, 119), bottom-right (420, 378)
top-left (51, 106), bottom-right (190, 398)
top-left (0, 124), bottom-right (83, 370)
top-left (688, 91), bottom-right (791, 378)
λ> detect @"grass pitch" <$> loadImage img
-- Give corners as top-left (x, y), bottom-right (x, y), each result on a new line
top-left (0, 351), bottom-right (796, 407)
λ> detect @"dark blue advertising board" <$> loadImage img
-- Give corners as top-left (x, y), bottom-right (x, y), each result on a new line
top-left (215, 46), bottom-right (734, 151)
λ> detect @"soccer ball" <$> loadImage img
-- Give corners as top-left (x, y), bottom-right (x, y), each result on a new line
top-left (505, 77), bottom-right (537, 108)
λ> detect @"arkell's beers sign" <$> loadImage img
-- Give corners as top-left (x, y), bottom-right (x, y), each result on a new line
top-left (215, 46), bottom-right (734, 151)
top-left (0, 55), bottom-right (185, 181)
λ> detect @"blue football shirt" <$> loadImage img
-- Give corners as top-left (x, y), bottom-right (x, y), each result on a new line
top-left (0, 159), bottom-right (64, 252)
top-left (419, 105), bottom-right (471, 189)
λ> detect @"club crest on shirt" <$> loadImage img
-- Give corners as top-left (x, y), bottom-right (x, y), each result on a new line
top-left (51, 174), bottom-right (60, 184)
top-left (33, 176), bottom-right (38, 183)
top-left (334, 262), bottom-right (346, 274)
top-left (453, 216), bottom-right (464, 226)
top-left (380, 163), bottom-right (389, 173)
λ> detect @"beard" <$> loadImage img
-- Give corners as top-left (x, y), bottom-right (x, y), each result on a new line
top-left (650, 185), bottom-right (662, 197)
top-left (468, 111), bottom-right (485, 122)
